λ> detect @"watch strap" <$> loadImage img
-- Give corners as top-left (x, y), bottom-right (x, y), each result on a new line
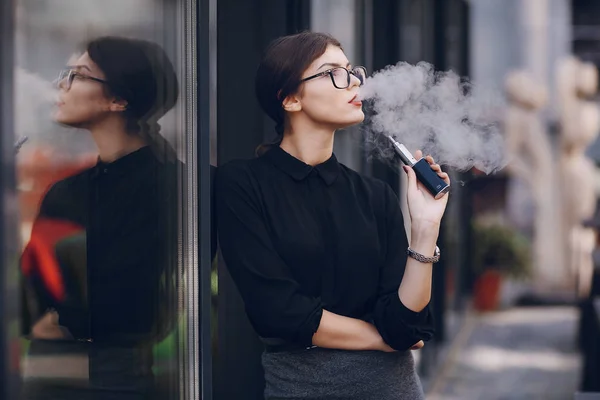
top-left (407, 246), bottom-right (440, 263)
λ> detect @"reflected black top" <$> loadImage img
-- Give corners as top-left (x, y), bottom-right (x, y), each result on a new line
top-left (215, 146), bottom-right (434, 351)
top-left (23, 146), bottom-right (216, 344)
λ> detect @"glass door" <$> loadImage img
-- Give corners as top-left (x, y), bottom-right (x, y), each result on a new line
top-left (9, 0), bottom-right (211, 398)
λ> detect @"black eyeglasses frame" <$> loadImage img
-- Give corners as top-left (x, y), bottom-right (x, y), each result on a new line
top-left (299, 66), bottom-right (367, 89)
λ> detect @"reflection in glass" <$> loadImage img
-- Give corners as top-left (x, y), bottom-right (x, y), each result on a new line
top-left (15, 2), bottom-right (195, 399)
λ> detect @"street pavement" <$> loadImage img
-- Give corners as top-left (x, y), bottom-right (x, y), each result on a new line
top-left (426, 307), bottom-right (582, 400)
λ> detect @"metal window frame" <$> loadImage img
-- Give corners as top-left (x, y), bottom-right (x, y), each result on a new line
top-left (177, 0), bottom-right (217, 398)
top-left (0, 0), bottom-right (20, 398)
top-left (197, 0), bottom-right (217, 399)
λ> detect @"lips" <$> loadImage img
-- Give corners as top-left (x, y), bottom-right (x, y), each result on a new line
top-left (349, 95), bottom-right (362, 106)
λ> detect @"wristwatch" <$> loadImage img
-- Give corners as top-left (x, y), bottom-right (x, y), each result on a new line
top-left (407, 246), bottom-right (440, 263)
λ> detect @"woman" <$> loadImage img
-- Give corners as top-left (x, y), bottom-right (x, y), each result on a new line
top-left (216, 32), bottom-right (449, 399)
top-left (20, 36), bottom-right (205, 400)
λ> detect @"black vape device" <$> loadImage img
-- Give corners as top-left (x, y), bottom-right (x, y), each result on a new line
top-left (387, 135), bottom-right (450, 199)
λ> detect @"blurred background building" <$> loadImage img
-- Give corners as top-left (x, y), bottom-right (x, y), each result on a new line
top-left (1, 0), bottom-right (600, 399)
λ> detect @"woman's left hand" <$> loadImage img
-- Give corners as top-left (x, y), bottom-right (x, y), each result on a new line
top-left (403, 150), bottom-right (450, 229)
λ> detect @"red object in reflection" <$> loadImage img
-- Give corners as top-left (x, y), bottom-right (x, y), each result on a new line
top-left (17, 147), bottom-right (96, 226)
top-left (21, 218), bottom-right (84, 302)
top-left (17, 147), bottom-right (93, 310)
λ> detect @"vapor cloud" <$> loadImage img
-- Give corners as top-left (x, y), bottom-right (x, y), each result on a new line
top-left (360, 62), bottom-right (507, 174)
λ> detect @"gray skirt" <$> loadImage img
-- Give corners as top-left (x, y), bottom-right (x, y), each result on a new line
top-left (262, 347), bottom-right (424, 400)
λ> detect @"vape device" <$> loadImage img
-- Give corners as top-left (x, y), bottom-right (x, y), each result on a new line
top-left (14, 136), bottom-right (28, 154)
top-left (387, 135), bottom-right (450, 199)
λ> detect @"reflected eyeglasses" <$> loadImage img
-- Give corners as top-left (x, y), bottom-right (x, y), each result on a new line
top-left (56, 69), bottom-right (109, 91)
top-left (300, 66), bottom-right (367, 89)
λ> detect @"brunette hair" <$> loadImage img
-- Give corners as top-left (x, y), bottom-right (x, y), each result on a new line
top-left (255, 31), bottom-right (342, 155)
top-left (84, 36), bottom-right (178, 161)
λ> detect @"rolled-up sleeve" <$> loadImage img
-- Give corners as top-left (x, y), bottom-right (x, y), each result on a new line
top-left (215, 162), bottom-right (323, 346)
top-left (372, 184), bottom-right (435, 351)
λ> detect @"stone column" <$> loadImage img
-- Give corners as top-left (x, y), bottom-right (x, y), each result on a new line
top-left (504, 71), bottom-right (566, 289)
top-left (557, 57), bottom-right (600, 293)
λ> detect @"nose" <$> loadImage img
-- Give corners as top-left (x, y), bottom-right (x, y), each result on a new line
top-left (349, 73), bottom-right (362, 89)
top-left (54, 76), bottom-right (68, 91)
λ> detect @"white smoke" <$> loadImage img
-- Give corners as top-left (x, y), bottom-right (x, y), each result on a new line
top-left (14, 67), bottom-right (96, 155)
top-left (15, 67), bottom-right (56, 137)
top-left (360, 61), bottom-right (507, 174)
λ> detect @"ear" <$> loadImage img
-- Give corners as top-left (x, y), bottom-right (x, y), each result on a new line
top-left (109, 98), bottom-right (128, 112)
top-left (282, 94), bottom-right (302, 113)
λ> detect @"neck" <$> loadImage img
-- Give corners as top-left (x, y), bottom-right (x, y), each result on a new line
top-left (280, 120), bottom-right (335, 166)
top-left (89, 116), bottom-right (148, 162)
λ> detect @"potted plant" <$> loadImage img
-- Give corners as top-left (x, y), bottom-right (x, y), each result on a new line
top-left (472, 223), bottom-right (531, 311)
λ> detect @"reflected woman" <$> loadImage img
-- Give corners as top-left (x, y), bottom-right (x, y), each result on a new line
top-left (216, 32), bottom-right (449, 399)
top-left (20, 37), bottom-right (210, 400)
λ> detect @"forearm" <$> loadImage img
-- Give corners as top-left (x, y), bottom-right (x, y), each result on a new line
top-left (312, 309), bottom-right (391, 351)
top-left (398, 221), bottom-right (439, 312)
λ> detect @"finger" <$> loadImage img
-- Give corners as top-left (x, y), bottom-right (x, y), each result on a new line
top-left (425, 155), bottom-right (435, 165)
top-left (429, 163), bottom-right (441, 172)
top-left (439, 171), bottom-right (450, 184)
top-left (410, 340), bottom-right (425, 350)
top-left (403, 165), bottom-right (418, 193)
top-left (414, 150), bottom-right (423, 160)
top-left (428, 162), bottom-right (450, 184)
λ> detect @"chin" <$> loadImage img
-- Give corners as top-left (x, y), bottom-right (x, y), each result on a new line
top-left (53, 115), bottom-right (83, 129)
top-left (53, 109), bottom-right (67, 124)
top-left (53, 110), bottom-right (83, 128)
top-left (53, 115), bottom-right (71, 126)
top-left (337, 111), bottom-right (365, 129)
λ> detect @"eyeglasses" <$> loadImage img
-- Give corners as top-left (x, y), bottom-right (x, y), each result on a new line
top-left (56, 69), bottom-right (109, 91)
top-left (300, 66), bottom-right (367, 89)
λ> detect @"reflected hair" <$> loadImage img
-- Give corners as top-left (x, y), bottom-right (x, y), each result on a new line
top-left (255, 31), bottom-right (342, 156)
top-left (84, 36), bottom-right (179, 162)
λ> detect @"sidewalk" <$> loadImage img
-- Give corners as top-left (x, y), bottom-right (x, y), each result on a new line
top-left (426, 306), bottom-right (582, 400)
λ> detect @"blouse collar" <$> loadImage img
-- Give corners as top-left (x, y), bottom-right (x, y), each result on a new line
top-left (263, 145), bottom-right (340, 186)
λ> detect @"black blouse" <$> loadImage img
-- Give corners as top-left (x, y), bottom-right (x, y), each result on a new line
top-left (23, 146), bottom-right (216, 344)
top-left (215, 145), bottom-right (434, 351)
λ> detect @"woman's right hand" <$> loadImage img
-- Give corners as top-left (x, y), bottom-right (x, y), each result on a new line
top-left (410, 340), bottom-right (425, 350)
top-left (378, 339), bottom-right (424, 352)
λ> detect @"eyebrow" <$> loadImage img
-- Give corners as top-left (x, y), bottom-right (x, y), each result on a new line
top-left (316, 62), bottom-right (351, 71)
top-left (67, 64), bottom-right (92, 72)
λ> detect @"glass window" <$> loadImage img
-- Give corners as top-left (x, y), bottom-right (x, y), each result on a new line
top-left (14, 1), bottom-right (203, 399)
top-left (398, 0), bottom-right (434, 64)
